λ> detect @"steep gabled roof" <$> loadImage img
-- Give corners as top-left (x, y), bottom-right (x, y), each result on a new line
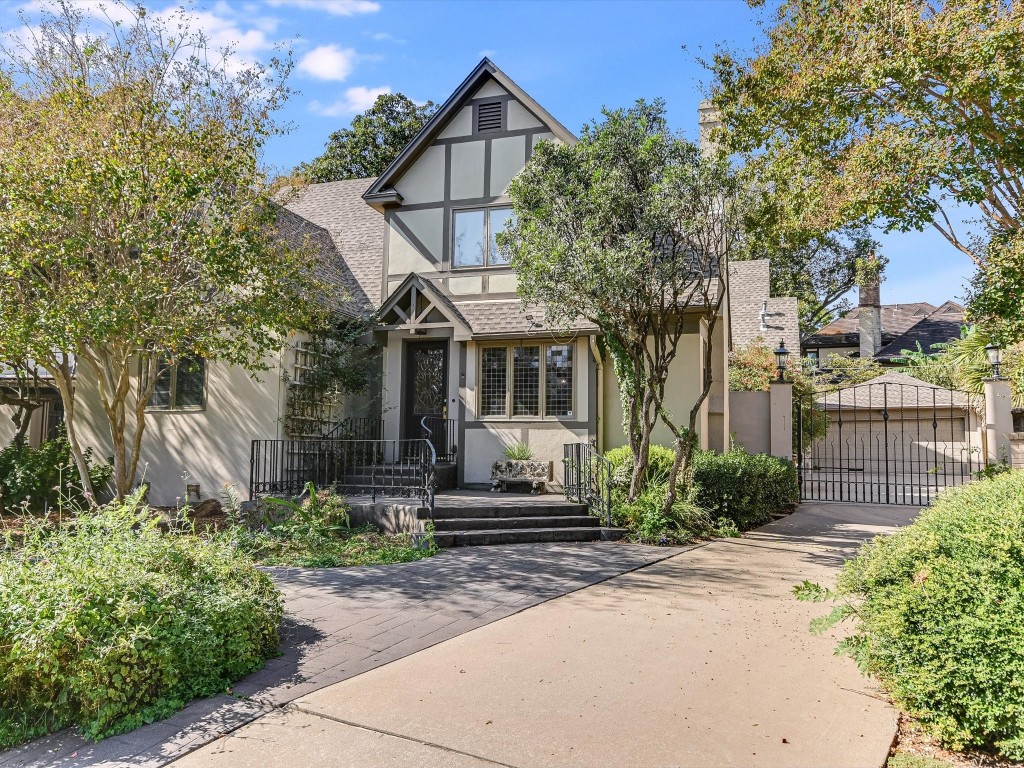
top-left (363, 58), bottom-right (576, 209)
top-left (875, 302), bottom-right (965, 361)
top-left (803, 302), bottom-right (937, 349)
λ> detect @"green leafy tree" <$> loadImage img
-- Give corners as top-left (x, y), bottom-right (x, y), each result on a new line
top-left (502, 99), bottom-right (748, 512)
top-left (299, 93), bottom-right (438, 182)
top-left (0, 2), bottom-right (331, 498)
top-left (711, 0), bottom-right (1024, 339)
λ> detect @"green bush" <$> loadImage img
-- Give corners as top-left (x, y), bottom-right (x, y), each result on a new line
top-left (611, 481), bottom-right (712, 544)
top-left (798, 470), bottom-right (1024, 759)
top-left (0, 434), bottom-right (111, 514)
top-left (605, 444), bottom-right (678, 486)
top-left (0, 494), bottom-right (282, 747)
top-left (691, 448), bottom-right (798, 530)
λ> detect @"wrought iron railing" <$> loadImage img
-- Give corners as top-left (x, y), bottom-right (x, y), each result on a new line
top-left (250, 438), bottom-right (436, 516)
top-left (562, 442), bottom-right (612, 527)
top-left (420, 416), bottom-right (458, 463)
top-left (322, 416), bottom-right (385, 441)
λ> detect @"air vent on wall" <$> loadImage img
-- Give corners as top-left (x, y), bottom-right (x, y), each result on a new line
top-left (477, 101), bottom-right (502, 132)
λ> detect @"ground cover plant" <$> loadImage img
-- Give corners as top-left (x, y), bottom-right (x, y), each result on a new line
top-left (222, 485), bottom-right (436, 568)
top-left (0, 492), bottom-right (282, 748)
top-left (796, 470), bottom-right (1024, 760)
top-left (603, 445), bottom-right (795, 543)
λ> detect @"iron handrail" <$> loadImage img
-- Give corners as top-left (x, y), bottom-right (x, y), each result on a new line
top-left (562, 442), bottom-right (613, 527)
top-left (250, 437), bottom-right (436, 518)
top-left (322, 416), bottom-right (385, 441)
top-left (420, 415), bottom-right (458, 464)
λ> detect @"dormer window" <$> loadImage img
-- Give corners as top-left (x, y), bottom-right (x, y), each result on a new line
top-left (476, 101), bottom-right (503, 133)
top-left (453, 206), bottom-right (516, 268)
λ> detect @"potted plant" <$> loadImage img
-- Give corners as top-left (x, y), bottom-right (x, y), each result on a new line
top-left (490, 442), bottom-right (552, 494)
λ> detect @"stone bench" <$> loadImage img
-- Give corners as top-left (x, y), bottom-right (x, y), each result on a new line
top-left (490, 460), bottom-right (553, 494)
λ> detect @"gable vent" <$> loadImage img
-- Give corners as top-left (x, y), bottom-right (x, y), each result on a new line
top-left (477, 102), bottom-right (502, 132)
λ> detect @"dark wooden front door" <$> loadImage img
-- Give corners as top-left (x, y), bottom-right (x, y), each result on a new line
top-left (403, 342), bottom-right (448, 440)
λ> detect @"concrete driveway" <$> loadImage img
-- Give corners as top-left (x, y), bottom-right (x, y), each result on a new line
top-left (174, 501), bottom-right (918, 768)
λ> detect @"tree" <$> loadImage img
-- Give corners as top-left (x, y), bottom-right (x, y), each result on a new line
top-left (0, 2), bottom-right (331, 498)
top-left (735, 191), bottom-right (886, 336)
top-left (710, 0), bottom-right (1024, 283)
top-left (299, 93), bottom-right (437, 183)
top-left (502, 100), bottom-right (747, 513)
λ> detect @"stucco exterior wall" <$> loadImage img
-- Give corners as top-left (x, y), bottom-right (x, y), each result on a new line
top-left (729, 390), bottom-right (771, 455)
top-left (73, 349), bottom-right (293, 505)
top-left (601, 321), bottom-right (715, 452)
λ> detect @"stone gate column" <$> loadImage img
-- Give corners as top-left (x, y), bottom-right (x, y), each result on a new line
top-left (983, 377), bottom-right (1014, 466)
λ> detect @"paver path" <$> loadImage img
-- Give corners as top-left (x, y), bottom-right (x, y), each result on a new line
top-left (0, 542), bottom-right (676, 768)
top-left (175, 502), bottom-right (918, 768)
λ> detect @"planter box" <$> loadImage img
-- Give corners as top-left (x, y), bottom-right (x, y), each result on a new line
top-left (490, 459), bottom-right (553, 494)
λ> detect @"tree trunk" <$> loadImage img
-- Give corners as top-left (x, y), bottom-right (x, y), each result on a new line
top-left (45, 357), bottom-right (96, 504)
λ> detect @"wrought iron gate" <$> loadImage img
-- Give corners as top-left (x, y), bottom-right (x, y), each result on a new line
top-left (796, 376), bottom-right (979, 505)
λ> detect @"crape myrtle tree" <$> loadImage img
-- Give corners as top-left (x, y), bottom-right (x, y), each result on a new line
top-left (0, 2), bottom-right (332, 499)
top-left (501, 99), bottom-right (748, 513)
top-left (298, 93), bottom-right (438, 183)
top-left (710, 0), bottom-right (1024, 340)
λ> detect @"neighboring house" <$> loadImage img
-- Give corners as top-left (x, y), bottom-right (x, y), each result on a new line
top-left (801, 277), bottom-right (965, 364)
top-left (67, 58), bottom-right (795, 504)
top-left (0, 366), bottom-right (64, 449)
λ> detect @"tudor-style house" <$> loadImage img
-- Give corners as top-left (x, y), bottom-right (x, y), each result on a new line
top-left (64, 58), bottom-right (798, 505)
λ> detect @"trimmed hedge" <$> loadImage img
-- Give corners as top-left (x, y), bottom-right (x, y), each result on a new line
top-left (0, 497), bottom-right (283, 747)
top-left (605, 445), bottom-right (797, 531)
top-left (806, 470), bottom-right (1024, 759)
top-left (690, 449), bottom-right (798, 530)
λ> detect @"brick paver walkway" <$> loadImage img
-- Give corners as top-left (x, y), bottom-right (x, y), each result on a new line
top-left (0, 541), bottom-right (677, 768)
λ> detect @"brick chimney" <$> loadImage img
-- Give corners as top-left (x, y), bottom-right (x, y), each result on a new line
top-left (859, 259), bottom-right (882, 359)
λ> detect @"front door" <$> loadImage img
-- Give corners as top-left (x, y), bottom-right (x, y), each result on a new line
top-left (403, 341), bottom-right (448, 441)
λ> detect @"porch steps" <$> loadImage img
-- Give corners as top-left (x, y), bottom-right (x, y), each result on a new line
top-left (423, 501), bottom-right (620, 547)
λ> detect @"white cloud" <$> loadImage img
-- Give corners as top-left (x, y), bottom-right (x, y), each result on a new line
top-left (310, 85), bottom-right (390, 117)
top-left (297, 44), bottom-right (357, 81)
top-left (478, 48), bottom-right (498, 59)
top-left (366, 31), bottom-right (404, 43)
top-left (266, 0), bottom-right (380, 16)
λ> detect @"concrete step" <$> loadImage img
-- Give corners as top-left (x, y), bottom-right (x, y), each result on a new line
top-left (422, 504), bottom-right (589, 520)
top-left (432, 515), bottom-right (599, 531)
top-left (431, 527), bottom-right (604, 548)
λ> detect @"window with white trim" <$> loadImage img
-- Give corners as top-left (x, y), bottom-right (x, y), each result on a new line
top-left (147, 355), bottom-right (206, 410)
top-left (478, 342), bottom-right (574, 419)
top-left (453, 206), bottom-right (516, 268)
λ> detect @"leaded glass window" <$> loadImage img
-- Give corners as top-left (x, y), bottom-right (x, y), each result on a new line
top-left (480, 347), bottom-right (508, 417)
top-left (512, 345), bottom-right (540, 416)
top-left (545, 345), bottom-right (573, 417)
top-left (479, 342), bottom-right (574, 420)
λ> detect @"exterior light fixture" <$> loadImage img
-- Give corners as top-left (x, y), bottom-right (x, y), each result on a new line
top-left (986, 339), bottom-right (1003, 378)
top-left (774, 339), bottom-right (790, 383)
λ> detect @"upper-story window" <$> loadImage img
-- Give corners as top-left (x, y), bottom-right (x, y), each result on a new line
top-left (147, 355), bottom-right (206, 411)
top-left (453, 206), bottom-right (516, 268)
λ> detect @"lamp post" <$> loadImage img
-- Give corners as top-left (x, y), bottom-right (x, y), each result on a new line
top-left (985, 339), bottom-right (1003, 379)
top-left (774, 339), bottom-right (790, 383)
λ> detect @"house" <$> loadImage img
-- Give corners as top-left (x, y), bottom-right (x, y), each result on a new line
top-left (60, 58), bottom-right (795, 505)
top-left (801, 276), bottom-right (965, 364)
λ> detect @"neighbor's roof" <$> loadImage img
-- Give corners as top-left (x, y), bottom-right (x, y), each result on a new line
top-left (874, 301), bottom-right (966, 361)
top-left (816, 370), bottom-right (971, 410)
top-left (279, 178), bottom-right (384, 314)
top-left (363, 58), bottom-right (577, 207)
top-left (803, 302), bottom-right (939, 350)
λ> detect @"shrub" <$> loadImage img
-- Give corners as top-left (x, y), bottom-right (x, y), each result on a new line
top-left (611, 481), bottom-right (712, 545)
top-left (797, 470), bottom-right (1024, 759)
top-left (691, 448), bottom-right (798, 530)
top-left (605, 444), bottom-right (677, 487)
top-left (0, 434), bottom-right (112, 514)
top-left (0, 494), bottom-right (282, 747)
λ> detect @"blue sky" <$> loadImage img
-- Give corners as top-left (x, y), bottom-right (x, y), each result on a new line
top-left (2, 0), bottom-right (978, 309)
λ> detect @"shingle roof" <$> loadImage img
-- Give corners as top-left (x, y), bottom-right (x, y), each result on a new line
top-left (728, 260), bottom-right (800, 356)
top-left (279, 179), bottom-right (383, 314)
top-left (803, 302), bottom-right (936, 349)
top-left (817, 370), bottom-right (971, 409)
top-left (875, 302), bottom-right (965, 360)
top-left (452, 298), bottom-right (597, 337)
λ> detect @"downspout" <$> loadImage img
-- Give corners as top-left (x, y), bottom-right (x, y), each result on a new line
top-left (589, 334), bottom-right (604, 453)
